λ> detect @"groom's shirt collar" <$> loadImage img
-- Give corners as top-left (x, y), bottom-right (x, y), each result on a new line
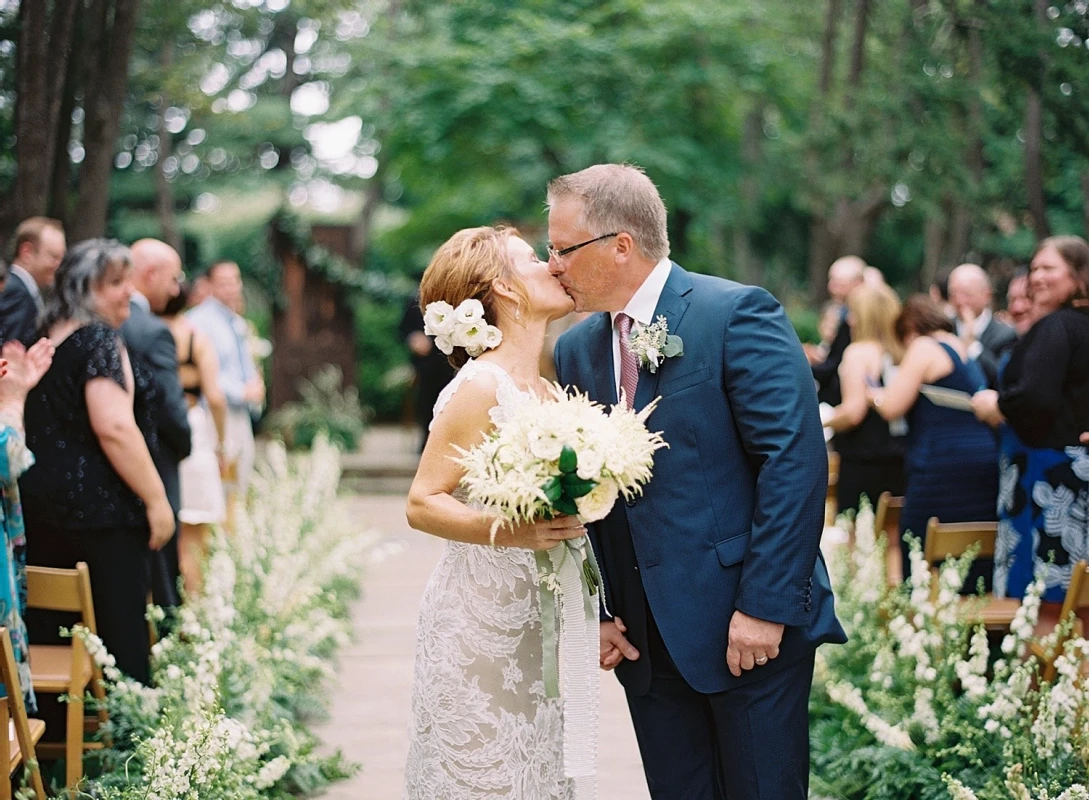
top-left (610, 257), bottom-right (672, 329)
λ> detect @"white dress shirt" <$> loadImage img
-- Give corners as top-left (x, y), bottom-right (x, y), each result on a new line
top-left (609, 257), bottom-right (673, 399)
top-left (956, 308), bottom-right (992, 360)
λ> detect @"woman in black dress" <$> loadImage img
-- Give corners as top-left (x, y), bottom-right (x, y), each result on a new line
top-left (973, 236), bottom-right (1089, 604)
top-left (21, 239), bottom-right (174, 683)
top-left (823, 282), bottom-right (907, 514)
top-left (868, 295), bottom-right (999, 582)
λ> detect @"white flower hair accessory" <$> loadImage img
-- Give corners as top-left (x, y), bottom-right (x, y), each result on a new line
top-left (628, 315), bottom-right (684, 374)
top-left (423, 298), bottom-right (503, 357)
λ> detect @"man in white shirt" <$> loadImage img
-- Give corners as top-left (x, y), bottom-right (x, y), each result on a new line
top-left (0, 217), bottom-right (65, 346)
top-left (948, 263), bottom-right (1017, 387)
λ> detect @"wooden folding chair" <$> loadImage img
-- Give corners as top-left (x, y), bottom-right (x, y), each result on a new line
top-left (1030, 560), bottom-right (1089, 682)
top-left (923, 517), bottom-right (1021, 630)
top-left (874, 492), bottom-right (904, 585)
top-left (26, 563), bottom-right (108, 790)
top-left (0, 627), bottom-right (46, 800)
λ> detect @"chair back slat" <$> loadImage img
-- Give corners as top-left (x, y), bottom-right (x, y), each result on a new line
top-left (923, 518), bottom-right (998, 564)
top-left (26, 563), bottom-right (98, 634)
top-left (875, 492), bottom-right (903, 539)
top-left (1059, 561), bottom-right (1089, 623)
top-left (0, 627), bottom-right (46, 796)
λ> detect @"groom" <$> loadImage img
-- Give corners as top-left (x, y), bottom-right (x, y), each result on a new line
top-left (550, 164), bottom-right (846, 800)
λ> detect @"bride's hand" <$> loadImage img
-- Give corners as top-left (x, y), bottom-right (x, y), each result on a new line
top-left (498, 515), bottom-right (587, 550)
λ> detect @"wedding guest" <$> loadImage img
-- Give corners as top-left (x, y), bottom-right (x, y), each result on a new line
top-left (972, 236), bottom-right (1089, 603)
top-left (121, 239), bottom-right (192, 610)
top-left (823, 283), bottom-right (906, 514)
top-left (1003, 268), bottom-right (1034, 335)
top-left (187, 261), bottom-right (264, 496)
top-left (807, 255), bottom-right (866, 406)
top-left (862, 265), bottom-right (887, 287)
top-left (929, 266), bottom-right (955, 319)
top-left (22, 239), bottom-right (174, 684)
top-left (161, 282), bottom-right (227, 595)
top-left (0, 217), bottom-right (65, 346)
top-left (0, 338), bottom-right (54, 714)
top-left (948, 263), bottom-right (1018, 387)
top-left (869, 295), bottom-right (998, 582)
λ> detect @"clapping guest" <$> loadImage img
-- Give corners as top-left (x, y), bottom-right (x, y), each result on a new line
top-left (807, 256), bottom-right (865, 406)
top-left (823, 283), bottom-right (907, 514)
top-left (161, 283), bottom-right (227, 595)
top-left (1003, 268), bottom-right (1034, 336)
top-left (0, 337), bottom-right (54, 714)
top-left (972, 236), bottom-right (1089, 603)
top-left (0, 218), bottom-right (65, 346)
top-left (22, 240), bottom-right (174, 684)
top-left (948, 263), bottom-right (1018, 387)
top-left (869, 295), bottom-right (999, 582)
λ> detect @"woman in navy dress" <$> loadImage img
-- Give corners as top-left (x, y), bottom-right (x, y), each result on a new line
top-left (973, 236), bottom-right (1089, 603)
top-left (869, 295), bottom-right (999, 582)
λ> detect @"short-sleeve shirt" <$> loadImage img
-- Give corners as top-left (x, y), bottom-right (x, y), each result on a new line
top-left (20, 323), bottom-right (151, 532)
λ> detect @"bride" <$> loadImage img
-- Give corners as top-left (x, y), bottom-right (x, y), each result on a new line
top-left (404, 226), bottom-right (596, 799)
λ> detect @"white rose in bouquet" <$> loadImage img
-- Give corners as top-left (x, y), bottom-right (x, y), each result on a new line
top-left (423, 300), bottom-right (457, 336)
top-left (575, 478), bottom-right (620, 522)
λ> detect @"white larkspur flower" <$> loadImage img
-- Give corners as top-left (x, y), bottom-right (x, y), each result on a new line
top-left (423, 300), bottom-right (457, 335)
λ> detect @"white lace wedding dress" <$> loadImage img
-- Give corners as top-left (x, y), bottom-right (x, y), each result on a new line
top-left (404, 359), bottom-right (598, 800)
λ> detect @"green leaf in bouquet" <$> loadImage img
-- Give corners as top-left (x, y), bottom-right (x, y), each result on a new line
top-left (662, 335), bottom-right (684, 358)
top-left (583, 557), bottom-right (600, 595)
top-left (560, 474), bottom-right (597, 499)
top-left (559, 445), bottom-right (578, 474)
top-left (541, 477), bottom-right (563, 504)
top-left (552, 495), bottom-right (579, 517)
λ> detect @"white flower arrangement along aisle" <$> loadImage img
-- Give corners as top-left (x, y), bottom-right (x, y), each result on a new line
top-left (72, 436), bottom-right (372, 799)
top-left (811, 501), bottom-right (1089, 800)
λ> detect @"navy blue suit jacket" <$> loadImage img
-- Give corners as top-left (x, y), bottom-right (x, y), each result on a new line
top-left (554, 264), bottom-right (846, 695)
top-left (0, 276), bottom-right (40, 347)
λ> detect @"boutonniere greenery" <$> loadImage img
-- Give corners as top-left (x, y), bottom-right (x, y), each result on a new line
top-left (629, 315), bottom-right (684, 374)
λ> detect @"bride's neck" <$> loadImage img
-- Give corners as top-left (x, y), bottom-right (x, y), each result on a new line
top-left (480, 315), bottom-right (549, 384)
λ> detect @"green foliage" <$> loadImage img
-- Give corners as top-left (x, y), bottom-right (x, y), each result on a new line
top-left (265, 364), bottom-right (371, 450)
top-left (355, 295), bottom-right (412, 422)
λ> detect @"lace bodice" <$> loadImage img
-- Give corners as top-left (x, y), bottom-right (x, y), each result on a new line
top-left (407, 359), bottom-right (597, 800)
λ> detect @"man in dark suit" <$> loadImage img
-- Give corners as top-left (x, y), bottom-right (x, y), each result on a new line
top-left (121, 239), bottom-right (191, 609)
top-left (949, 263), bottom-right (1018, 388)
top-left (550, 164), bottom-right (845, 800)
top-left (0, 217), bottom-right (65, 346)
top-left (805, 255), bottom-right (865, 406)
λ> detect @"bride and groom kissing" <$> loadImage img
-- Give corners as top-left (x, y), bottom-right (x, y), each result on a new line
top-left (403, 163), bottom-right (846, 800)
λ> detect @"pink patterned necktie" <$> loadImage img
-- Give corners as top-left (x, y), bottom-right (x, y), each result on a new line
top-left (615, 313), bottom-right (639, 409)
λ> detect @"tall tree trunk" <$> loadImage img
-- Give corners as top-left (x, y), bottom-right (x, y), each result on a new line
top-left (70, 0), bottom-right (141, 243)
top-left (922, 217), bottom-right (945, 290)
top-left (49, 5), bottom-right (84, 226)
top-left (1024, 0), bottom-right (1051, 241)
top-left (155, 48), bottom-right (182, 253)
top-left (11, 0), bottom-right (78, 225)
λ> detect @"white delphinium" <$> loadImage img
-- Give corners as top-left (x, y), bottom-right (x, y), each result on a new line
top-left (827, 681), bottom-right (915, 751)
top-left (1004, 764), bottom-right (1032, 800)
top-left (851, 502), bottom-right (885, 605)
top-left (1002, 573), bottom-right (1046, 656)
top-left (954, 626), bottom-right (990, 700)
top-left (943, 775), bottom-right (981, 800)
top-left (1031, 638), bottom-right (1089, 761)
top-left (906, 539), bottom-right (935, 621)
top-left (935, 557), bottom-right (968, 626)
top-left (913, 686), bottom-right (941, 743)
top-left (978, 659), bottom-right (1036, 738)
top-left (1057, 786), bottom-right (1089, 800)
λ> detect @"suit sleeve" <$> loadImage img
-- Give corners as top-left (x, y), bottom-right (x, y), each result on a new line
top-left (810, 319), bottom-right (849, 386)
top-left (723, 288), bottom-right (828, 628)
top-left (147, 325), bottom-right (193, 460)
top-left (0, 289), bottom-right (39, 347)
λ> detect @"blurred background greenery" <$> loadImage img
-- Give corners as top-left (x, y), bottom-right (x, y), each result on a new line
top-left (1, 0), bottom-right (1087, 422)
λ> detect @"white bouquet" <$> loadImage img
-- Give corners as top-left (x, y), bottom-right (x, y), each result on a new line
top-left (454, 385), bottom-right (667, 535)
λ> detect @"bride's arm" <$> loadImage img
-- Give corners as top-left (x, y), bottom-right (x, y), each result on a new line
top-left (406, 373), bottom-right (585, 549)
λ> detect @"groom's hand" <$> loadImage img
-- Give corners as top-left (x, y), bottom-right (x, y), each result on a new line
top-left (726, 611), bottom-right (784, 677)
top-left (600, 616), bottom-right (639, 670)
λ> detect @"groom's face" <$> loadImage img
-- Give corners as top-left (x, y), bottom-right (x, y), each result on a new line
top-left (547, 197), bottom-right (618, 313)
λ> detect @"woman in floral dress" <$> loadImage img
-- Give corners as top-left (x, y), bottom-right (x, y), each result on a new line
top-left (0, 336), bottom-right (55, 712)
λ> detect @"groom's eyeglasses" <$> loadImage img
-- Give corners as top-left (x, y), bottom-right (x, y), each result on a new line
top-left (546, 232), bottom-right (618, 261)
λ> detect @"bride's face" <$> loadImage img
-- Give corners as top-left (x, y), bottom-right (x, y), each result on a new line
top-left (506, 237), bottom-right (574, 321)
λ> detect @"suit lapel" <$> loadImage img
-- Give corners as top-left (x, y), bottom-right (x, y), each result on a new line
top-left (585, 312), bottom-right (618, 406)
top-left (634, 264), bottom-right (693, 411)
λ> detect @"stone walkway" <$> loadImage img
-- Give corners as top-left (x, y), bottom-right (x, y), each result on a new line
top-left (313, 493), bottom-right (651, 799)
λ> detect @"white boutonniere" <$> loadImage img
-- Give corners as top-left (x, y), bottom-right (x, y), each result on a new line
top-left (628, 315), bottom-right (684, 374)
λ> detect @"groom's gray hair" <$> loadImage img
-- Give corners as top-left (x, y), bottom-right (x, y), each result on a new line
top-left (547, 164), bottom-right (670, 262)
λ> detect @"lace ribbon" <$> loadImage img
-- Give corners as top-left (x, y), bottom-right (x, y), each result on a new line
top-left (536, 538), bottom-right (599, 800)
